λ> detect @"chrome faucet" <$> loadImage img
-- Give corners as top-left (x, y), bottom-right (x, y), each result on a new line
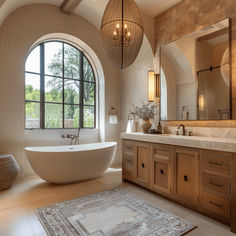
top-left (62, 128), bottom-right (80, 145)
top-left (177, 124), bottom-right (186, 136)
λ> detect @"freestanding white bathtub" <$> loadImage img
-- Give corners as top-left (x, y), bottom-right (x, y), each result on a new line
top-left (25, 142), bottom-right (117, 184)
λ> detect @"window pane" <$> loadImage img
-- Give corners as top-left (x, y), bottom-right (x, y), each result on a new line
top-left (83, 82), bottom-right (95, 105)
top-left (83, 106), bottom-right (95, 128)
top-left (83, 56), bottom-right (94, 82)
top-left (45, 76), bottom-right (63, 103)
top-left (45, 42), bottom-right (63, 77)
top-left (25, 46), bottom-right (40, 73)
top-left (25, 41), bottom-right (97, 130)
top-left (25, 102), bottom-right (40, 128)
top-left (64, 44), bottom-right (81, 80)
top-left (64, 79), bottom-right (80, 104)
top-left (25, 73), bottom-right (40, 101)
top-left (64, 105), bottom-right (79, 128)
top-left (45, 103), bottom-right (62, 128)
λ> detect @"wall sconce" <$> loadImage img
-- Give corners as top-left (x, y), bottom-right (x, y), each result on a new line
top-left (109, 107), bottom-right (118, 124)
top-left (199, 94), bottom-right (205, 112)
top-left (148, 70), bottom-right (160, 103)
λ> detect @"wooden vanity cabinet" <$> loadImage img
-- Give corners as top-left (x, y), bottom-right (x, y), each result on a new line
top-left (122, 139), bottom-right (235, 230)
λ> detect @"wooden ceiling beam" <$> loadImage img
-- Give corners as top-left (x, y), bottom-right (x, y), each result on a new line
top-left (61, 0), bottom-right (82, 15)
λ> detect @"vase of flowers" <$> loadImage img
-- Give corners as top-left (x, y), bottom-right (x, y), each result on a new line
top-left (130, 102), bottom-right (159, 133)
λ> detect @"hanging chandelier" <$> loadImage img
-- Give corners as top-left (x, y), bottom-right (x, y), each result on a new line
top-left (101, 0), bottom-right (144, 69)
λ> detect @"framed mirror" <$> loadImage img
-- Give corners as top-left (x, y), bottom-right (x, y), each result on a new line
top-left (160, 18), bottom-right (231, 121)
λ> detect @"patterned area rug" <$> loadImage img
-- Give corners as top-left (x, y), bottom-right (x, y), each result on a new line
top-left (37, 188), bottom-right (196, 236)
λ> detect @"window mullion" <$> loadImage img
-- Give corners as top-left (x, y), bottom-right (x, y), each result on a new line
top-left (93, 71), bottom-right (97, 128)
top-left (80, 52), bottom-right (84, 128)
top-left (62, 43), bottom-right (65, 128)
top-left (40, 44), bottom-right (45, 129)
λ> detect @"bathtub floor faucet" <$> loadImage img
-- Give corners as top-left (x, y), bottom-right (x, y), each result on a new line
top-left (62, 128), bottom-right (80, 145)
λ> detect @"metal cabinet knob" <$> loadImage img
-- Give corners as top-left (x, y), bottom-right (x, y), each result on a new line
top-left (160, 169), bottom-right (164, 174)
top-left (141, 163), bottom-right (145, 168)
top-left (184, 175), bottom-right (188, 182)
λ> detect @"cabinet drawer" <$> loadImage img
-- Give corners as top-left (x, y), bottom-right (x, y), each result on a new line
top-left (153, 144), bottom-right (171, 161)
top-left (124, 153), bottom-right (134, 164)
top-left (201, 193), bottom-right (230, 218)
top-left (202, 172), bottom-right (230, 197)
top-left (202, 151), bottom-right (231, 174)
top-left (123, 153), bottom-right (134, 169)
top-left (123, 154), bottom-right (134, 178)
top-left (123, 140), bottom-right (134, 154)
top-left (123, 169), bottom-right (134, 180)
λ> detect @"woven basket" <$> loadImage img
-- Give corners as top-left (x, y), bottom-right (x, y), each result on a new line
top-left (0, 155), bottom-right (19, 191)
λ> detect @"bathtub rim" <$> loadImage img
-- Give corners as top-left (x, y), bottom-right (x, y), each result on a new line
top-left (24, 142), bottom-right (117, 153)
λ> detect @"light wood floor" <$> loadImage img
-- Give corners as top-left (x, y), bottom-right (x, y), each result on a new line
top-left (0, 168), bottom-right (235, 236)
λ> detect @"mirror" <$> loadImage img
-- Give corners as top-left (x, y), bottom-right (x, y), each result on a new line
top-left (160, 18), bottom-right (231, 121)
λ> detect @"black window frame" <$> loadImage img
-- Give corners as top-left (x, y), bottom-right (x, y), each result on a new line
top-left (25, 40), bottom-right (96, 129)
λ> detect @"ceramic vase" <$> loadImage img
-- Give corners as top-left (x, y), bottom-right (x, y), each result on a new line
top-left (141, 118), bottom-right (151, 133)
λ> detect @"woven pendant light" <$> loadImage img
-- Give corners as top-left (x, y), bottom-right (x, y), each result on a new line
top-left (101, 0), bottom-right (144, 69)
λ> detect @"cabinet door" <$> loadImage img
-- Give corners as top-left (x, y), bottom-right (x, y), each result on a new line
top-left (136, 143), bottom-right (151, 186)
top-left (175, 148), bottom-right (199, 202)
top-left (152, 159), bottom-right (171, 192)
top-left (151, 144), bottom-right (172, 194)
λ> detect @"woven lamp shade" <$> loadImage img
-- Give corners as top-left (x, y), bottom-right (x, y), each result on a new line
top-left (101, 0), bottom-right (144, 69)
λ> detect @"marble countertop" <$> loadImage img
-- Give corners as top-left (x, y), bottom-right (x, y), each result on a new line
top-left (121, 132), bottom-right (236, 153)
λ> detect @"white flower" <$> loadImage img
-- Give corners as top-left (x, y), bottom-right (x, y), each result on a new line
top-left (129, 101), bottom-right (159, 120)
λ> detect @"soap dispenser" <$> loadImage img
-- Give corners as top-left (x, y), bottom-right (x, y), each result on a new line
top-left (157, 122), bottom-right (162, 134)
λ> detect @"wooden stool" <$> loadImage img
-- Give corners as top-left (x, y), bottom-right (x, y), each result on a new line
top-left (0, 154), bottom-right (19, 191)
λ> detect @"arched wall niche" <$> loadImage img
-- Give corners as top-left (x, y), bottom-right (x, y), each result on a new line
top-left (31, 33), bottom-right (106, 141)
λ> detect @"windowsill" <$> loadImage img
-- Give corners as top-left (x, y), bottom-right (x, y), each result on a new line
top-left (24, 128), bottom-right (98, 131)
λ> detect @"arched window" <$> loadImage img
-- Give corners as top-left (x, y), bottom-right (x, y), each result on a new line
top-left (25, 41), bottom-right (96, 129)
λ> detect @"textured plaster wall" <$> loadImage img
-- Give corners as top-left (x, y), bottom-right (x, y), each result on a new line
top-left (120, 36), bottom-right (155, 132)
top-left (0, 4), bottom-right (122, 177)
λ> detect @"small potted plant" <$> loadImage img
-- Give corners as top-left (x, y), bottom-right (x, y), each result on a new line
top-left (130, 101), bottom-right (159, 133)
